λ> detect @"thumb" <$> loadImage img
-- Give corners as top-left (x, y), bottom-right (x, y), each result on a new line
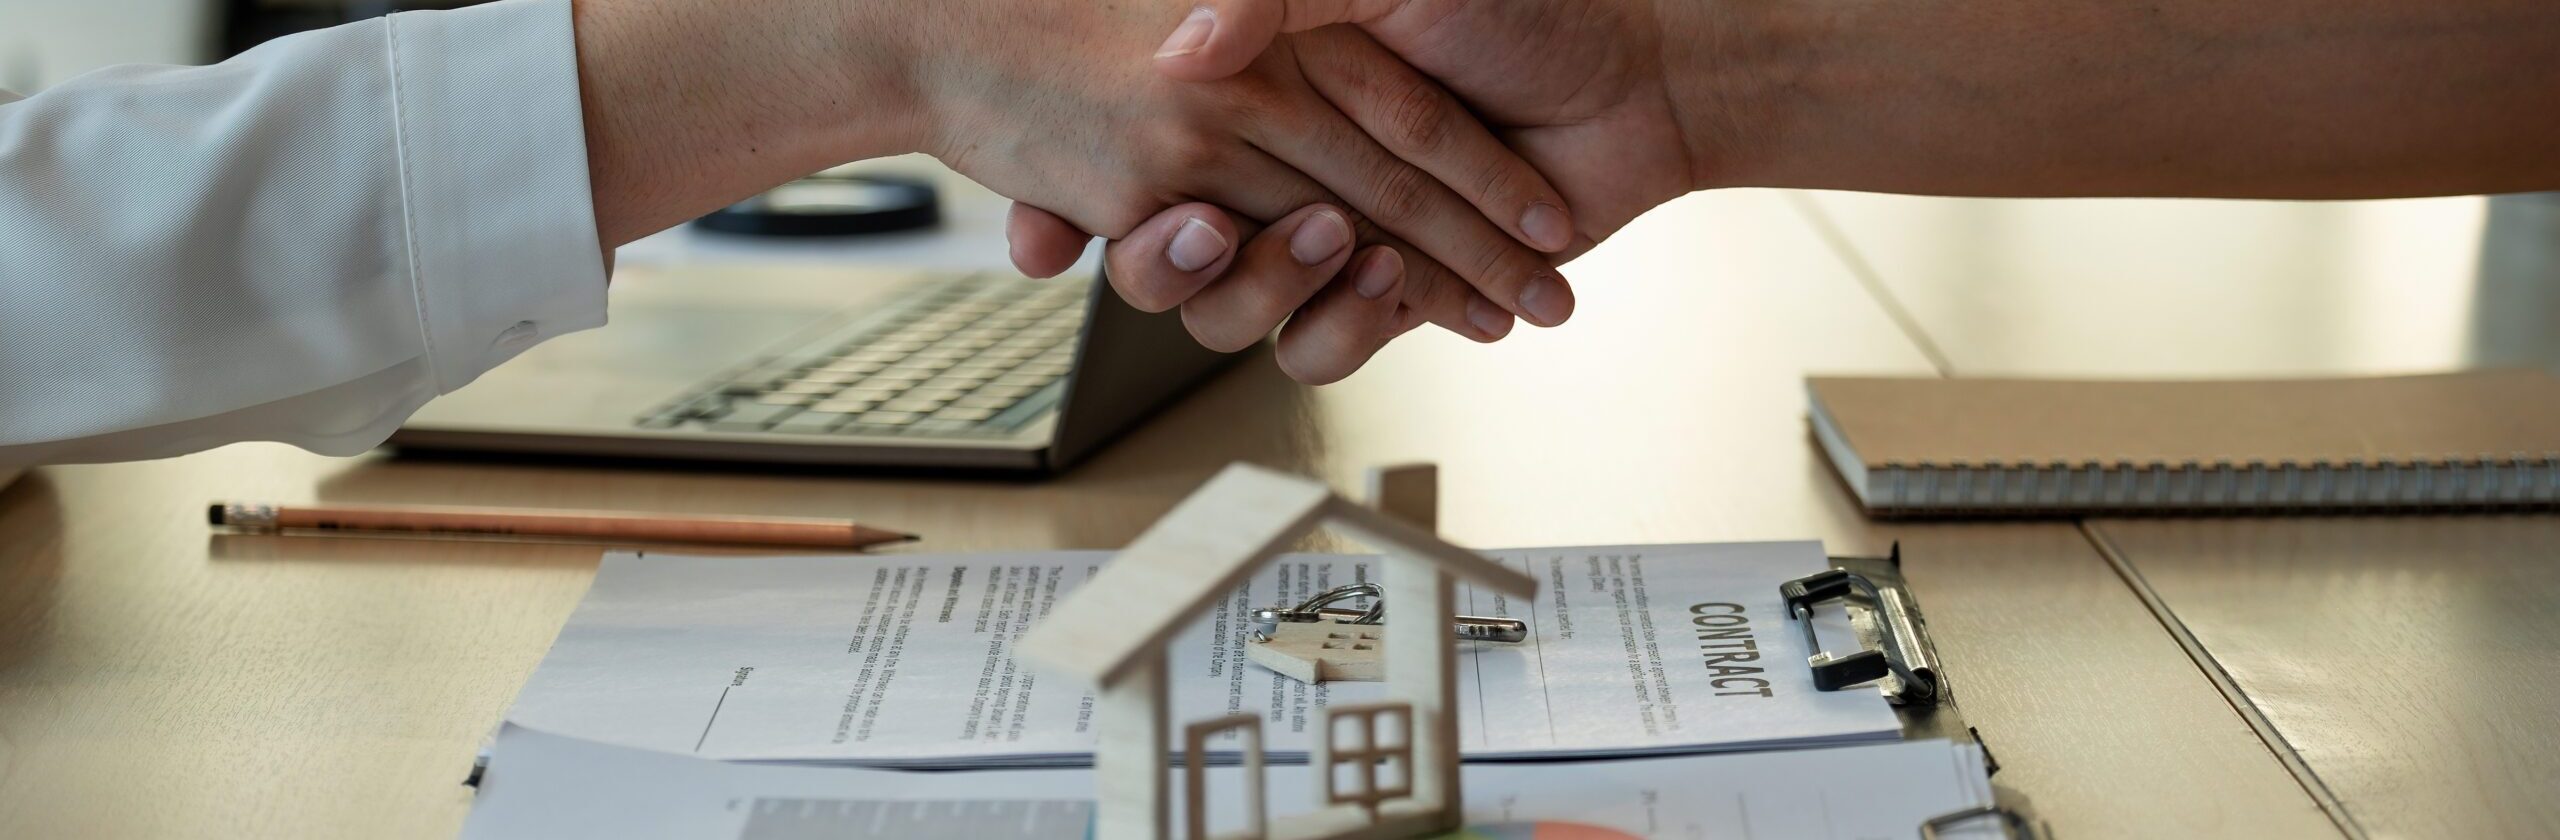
top-left (1152, 0), bottom-right (1399, 82)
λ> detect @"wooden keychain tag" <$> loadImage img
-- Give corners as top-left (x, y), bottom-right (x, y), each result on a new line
top-left (1246, 621), bottom-right (1387, 683)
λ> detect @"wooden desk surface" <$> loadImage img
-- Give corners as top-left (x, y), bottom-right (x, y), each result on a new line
top-left (2091, 517), bottom-right (2560, 840)
top-left (0, 190), bottom-right (2324, 838)
top-left (1805, 190), bottom-right (2560, 838)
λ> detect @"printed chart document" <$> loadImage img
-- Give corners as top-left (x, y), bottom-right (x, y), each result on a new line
top-left (505, 541), bottom-right (1900, 766)
top-left (463, 725), bottom-right (2002, 840)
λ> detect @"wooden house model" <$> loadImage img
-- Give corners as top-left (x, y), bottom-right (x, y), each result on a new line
top-left (1016, 463), bottom-right (1539, 840)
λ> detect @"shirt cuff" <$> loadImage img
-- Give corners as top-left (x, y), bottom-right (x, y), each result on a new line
top-left (385, 0), bottom-right (610, 394)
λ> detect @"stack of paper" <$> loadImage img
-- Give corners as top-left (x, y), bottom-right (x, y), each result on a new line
top-left (503, 541), bottom-right (1904, 767)
top-left (463, 724), bottom-right (2003, 840)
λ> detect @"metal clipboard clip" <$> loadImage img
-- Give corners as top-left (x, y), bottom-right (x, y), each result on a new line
top-left (1779, 544), bottom-right (1943, 705)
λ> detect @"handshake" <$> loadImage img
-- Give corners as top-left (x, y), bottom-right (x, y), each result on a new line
top-left (591, 0), bottom-right (2556, 384)
top-left (934, 0), bottom-right (1700, 385)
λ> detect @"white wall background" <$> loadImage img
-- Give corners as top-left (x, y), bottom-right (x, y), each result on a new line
top-left (1, 0), bottom-right (214, 90)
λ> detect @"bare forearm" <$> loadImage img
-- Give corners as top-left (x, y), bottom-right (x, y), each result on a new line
top-left (1677, 0), bottom-right (2560, 198)
top-left (571, 0), bottom-right (924, 247)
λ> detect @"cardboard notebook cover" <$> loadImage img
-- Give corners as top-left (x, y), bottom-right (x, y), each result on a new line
top-left (1807, 369), bottom-right (2560, 513)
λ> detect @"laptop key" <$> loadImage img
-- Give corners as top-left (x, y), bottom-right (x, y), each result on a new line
top-left (672, 395), bottom-right (732, 421)
top-left (707, 401), bottom-right (802, 431)
top-left (857, 411), bottom-right (922, 426)
top-left (771, 411), bottom-right (859, 435)
top-left (830, 385), bottom-right (905, 401)
top-left (818, 358), bottom-right (888, 374)
top-left (812, 398), bottom-right (879, 414)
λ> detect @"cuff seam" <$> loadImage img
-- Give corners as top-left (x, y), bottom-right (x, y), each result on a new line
top-left (382, 13), bottom-right (446, 392)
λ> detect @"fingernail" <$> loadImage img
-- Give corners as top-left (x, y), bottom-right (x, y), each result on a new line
top-left (1352, 249), bottom-right (1402, 299)
top-left (1155, 7), bottom-right (1216, 58)
top-left (1167, 218), bottom-right (1226, 272)
top-left (1520, 202), bottom-right (1572, 252)
top-left (1467, 296), bottom-right (1514, 339)
top-left (1517, 273), bottom-right (1573, 326)
top-left (1290, 210), bottom-right (1351, 266)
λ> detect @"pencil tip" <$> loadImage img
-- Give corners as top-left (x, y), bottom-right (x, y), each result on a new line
top-left (897, 533), bottom-right (921, 543)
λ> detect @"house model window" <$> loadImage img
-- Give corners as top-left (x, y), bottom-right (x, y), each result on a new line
top-left (1016, 462), bottom-right (1540, 840)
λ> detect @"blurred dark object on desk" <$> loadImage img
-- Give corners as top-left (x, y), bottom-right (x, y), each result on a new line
top-left (692, 174), bottom-right (942, 238)
top-left (221, 0), bottom-right (487, 57)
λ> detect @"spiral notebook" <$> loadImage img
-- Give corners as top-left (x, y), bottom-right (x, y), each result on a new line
top-left (1808, 369), bottom-right (2560, 516)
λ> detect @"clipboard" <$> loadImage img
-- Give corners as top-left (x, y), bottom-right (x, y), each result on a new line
top-left (1789, 544), bottom-right (2049, 840)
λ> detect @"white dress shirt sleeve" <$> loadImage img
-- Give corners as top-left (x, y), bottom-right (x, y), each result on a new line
top-left (0, 0), bottom-right (608, 467)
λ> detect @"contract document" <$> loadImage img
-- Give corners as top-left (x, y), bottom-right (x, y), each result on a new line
top-left (463, 725), bottom-right (2002, 840)
top-left (505, 541), bottom-right (1900, 767)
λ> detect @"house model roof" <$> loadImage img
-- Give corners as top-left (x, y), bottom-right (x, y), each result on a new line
top-left (1015, 463), bottom-right (1539, 687)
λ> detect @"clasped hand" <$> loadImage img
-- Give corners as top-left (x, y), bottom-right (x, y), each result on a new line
top-left (932, 0), bottom-right (1687, 384)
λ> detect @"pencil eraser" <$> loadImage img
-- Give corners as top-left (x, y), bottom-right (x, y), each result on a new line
top-left (206, 504), bottom-right (225, 526)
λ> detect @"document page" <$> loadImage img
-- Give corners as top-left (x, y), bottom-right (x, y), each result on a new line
top-left (505, 542), bottom-right (1899, 766)
top-left (463, 725), bottom-right (2002, 840)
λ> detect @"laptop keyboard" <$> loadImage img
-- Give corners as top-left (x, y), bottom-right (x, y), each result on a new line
top-left (638, 275), bottom-right (1090, 438)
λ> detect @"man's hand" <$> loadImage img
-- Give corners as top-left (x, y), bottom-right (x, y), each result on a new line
top-left (912, 3), bottom-right (1584, 350)
top-left (1011, 0), bottom-right (1709, 383)
top-left (1159, 0), bottom-right (1702, 245)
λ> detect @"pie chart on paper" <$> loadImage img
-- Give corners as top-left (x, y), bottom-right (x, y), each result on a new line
top-left (1426, 823), bottom-right (1644, 840)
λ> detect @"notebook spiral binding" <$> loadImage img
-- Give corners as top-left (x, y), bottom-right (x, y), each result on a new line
top-left (1870, 452), bottom-right (2560, 516)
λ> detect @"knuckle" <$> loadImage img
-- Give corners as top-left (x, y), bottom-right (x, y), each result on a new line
top-left (1471, 161), bottom-right (1527, 209)
top-left (1226, 77), bottom-right (1288, 112)
top-left (1145, 115), bottom-right (1227, 176)
top-left (1464, 236), bottom-right (1515, 293)
top-left (1162, 134), bottom-right (1228, 177)
top-left (1364, 165), bottom-right (1435, 228)
top-left (1378, 75), bottom-right (1454, 155)
top-left (1213, 80), bottom-right (1288, 134)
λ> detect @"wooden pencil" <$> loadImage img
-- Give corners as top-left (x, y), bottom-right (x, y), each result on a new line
top-left (208, 501), bottom-right (916, 549)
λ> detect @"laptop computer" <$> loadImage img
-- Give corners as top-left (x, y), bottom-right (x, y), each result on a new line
top-left (391, 263), bottom-right (1233, 473)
